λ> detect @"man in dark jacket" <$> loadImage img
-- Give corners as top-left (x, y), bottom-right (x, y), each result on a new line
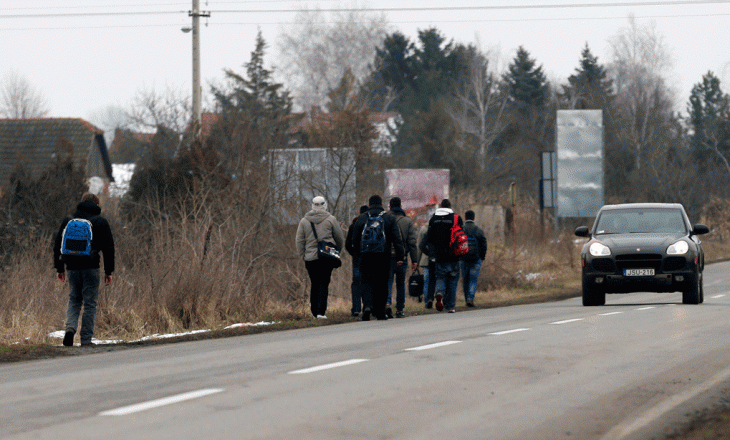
top-left (461, 210), bottom-right (488, 307)
top-left (350, 195), bottom-right (404, 321)
top-left (54, 193), bottom-right (115, 347)
top-left (345, 205), bottom-right (369, 317)
top-left (386, 197), bottom-right (418, 318)
top-left (420, 199), bottom-right (462, 313)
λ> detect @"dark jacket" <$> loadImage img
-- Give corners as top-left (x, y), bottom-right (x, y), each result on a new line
top-left (420, 208), bottom-right (463, 263)
top-left (462, 220), bottom-right (487, 261)
top-left (345, 216), bottom-right (360, 263)
top-left (388, 207), bottom-right (418, 262)
top-left (349, 204), bottom-right (404, 260)
top-left (54, 201), bottom-right (115, 275)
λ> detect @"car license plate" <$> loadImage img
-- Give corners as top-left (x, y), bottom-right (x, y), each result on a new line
top-left (624, 268), bottom-right (655, 276)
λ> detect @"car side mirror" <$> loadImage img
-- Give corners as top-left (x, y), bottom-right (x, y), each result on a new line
top-left (575, 226), bottom-right (590, 237)
top-left (691, 224), bottom-right (710, 235)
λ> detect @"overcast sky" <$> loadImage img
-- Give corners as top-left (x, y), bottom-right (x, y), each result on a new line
top-left (2, 0), bottom-right (729, 132)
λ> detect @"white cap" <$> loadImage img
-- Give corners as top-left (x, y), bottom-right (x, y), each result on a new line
top-left (312, 196), bottom-right (327, 211)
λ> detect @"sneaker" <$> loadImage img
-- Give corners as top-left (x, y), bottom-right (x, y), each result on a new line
top-left (351, 312), bottom-right (360, 317)
top-left (448, 309), bottom-right (456, 313)
top-left (385, 307), bottom-right (393, 319)
top-left (362, 308), bottom-right (371, 321)
top-left (435, 294), bottom-right (444, 312)
top-left (395, 311), bottom-right (405, 318)
top-left (316, 315), bottom-right (327, 319)
top-left (62, 329), bottom-right (75, 347)
top-left (466, 301), bottom-right (475, 308)
top-left (425, 300), bottom-right (433, 309)
top-left (80, 342), bottom-right (95, 347)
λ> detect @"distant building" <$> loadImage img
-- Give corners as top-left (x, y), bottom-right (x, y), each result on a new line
top-left (0, 118), bottom-right (113, 192)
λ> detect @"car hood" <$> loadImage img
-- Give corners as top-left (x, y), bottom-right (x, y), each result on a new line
top-left (593, 233), bottom-right (685, 252)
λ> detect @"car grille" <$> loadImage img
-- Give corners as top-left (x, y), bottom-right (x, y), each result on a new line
top-left (615, 254), bottom-right (662, 271)
top-left (591, 258), bottom-right (616, 272)
top-left (662, 257), bottom-right (687, 271)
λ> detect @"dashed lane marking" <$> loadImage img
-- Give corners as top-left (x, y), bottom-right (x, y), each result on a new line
top-left (489, 328), bottom-right (531, 336)
top-left (288, 359), bottom-right (368, 375)
top-left (599, 312), bottom-right (624, 316)
top-left (635, 306), bottom-right (656, 311)
top-left (99, 388), bottom-right (224, 416)
top-left (550, 318), bottom-right (585, 325)
top-left (711, 294), bottom-right (726, 299)
top-left (404, 341), bottom-right (462, 351)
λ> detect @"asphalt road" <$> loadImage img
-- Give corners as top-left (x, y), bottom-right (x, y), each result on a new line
top-left (3, 261), bottom-right (730, 440)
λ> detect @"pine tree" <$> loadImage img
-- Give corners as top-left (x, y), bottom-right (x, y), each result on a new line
top-left (503, 46), bottom-right (548, 108)
top-left (687, 71), bottom-right (730, 171)
top-left (563, 43), bottom-right (613, 109)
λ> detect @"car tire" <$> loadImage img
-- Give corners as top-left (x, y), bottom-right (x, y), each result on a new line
top-left (682, 272), bottom-right (701, 305)
top-left (582, 278), bottom-right (606, 306)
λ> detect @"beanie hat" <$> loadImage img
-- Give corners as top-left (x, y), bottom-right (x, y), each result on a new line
top-left (312, 196), bottom-right (327, 212)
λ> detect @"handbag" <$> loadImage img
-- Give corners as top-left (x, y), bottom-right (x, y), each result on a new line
top-left (408, 268), bottom-right (424, 298)
top-left (310, 222), bottom-right (342, 268)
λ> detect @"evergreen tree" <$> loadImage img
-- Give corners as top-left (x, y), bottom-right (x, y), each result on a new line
top-left (562, 43), bottom-right (613, 109)
top-left (503, 46), bottom-right (548, 108)
top-left (687, 71), bottom-right (730, 172)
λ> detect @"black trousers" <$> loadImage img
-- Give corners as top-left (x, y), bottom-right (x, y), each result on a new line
top-left (359, 254), bottom-right (390, 318)
top-left (305, 259), bottom-right (334, 317)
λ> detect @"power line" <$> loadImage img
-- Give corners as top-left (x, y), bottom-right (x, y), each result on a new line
top-left (1, 0), bottom-right (729, 19)
top-left (2, 11), bottom-right (728, 31)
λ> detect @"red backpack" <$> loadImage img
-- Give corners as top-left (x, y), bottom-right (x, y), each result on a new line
top-left (449, 214), bottom-right (469, 257)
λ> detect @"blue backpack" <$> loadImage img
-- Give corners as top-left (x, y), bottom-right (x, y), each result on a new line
top-left (360, 211), bottom-right (387, 253)
top-left (61, 218), bottom-right (93, 257)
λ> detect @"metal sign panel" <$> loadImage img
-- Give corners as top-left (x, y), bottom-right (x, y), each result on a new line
top-left (556, 110), bottom-right (604, 218)
top-left (384, 169), bottom-right (449, 224)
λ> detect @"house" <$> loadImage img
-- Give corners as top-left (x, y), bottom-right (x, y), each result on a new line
top-left (0, 118), bottom-right (114, 192)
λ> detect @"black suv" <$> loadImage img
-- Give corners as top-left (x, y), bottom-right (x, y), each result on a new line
top-left (575, 203), bottom-right (709, 306)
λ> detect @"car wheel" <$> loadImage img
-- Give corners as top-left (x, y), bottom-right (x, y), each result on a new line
top-left (682, 272), bottom-right (701, 305)
top-left (582, 278), bottom-right (606, 306)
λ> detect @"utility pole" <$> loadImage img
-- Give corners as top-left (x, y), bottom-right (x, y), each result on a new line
top-left (189, 0), bottom-right (210, 139)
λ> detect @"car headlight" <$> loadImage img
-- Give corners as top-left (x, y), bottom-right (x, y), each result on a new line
top-left (667, 240), bottom-right (689, 255)
top-left (589, 242), bottom-right (611, 257)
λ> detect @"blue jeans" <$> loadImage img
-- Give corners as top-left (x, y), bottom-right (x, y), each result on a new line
top-left (434, 261), bottom-right (460, 311)
top-left (422, 266), bottom-right (432, 303)
top-left (351, 261), bottom-right (363, 314)
top-left (65, 269), bottom-right (101, 344)
top-left (460, 259), bottom-right (482, 303)
top-left (387, 258), bottom-right (407, 312)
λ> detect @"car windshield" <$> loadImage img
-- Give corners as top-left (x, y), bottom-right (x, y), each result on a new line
top-left (594, 208), bottom-right (687, 235)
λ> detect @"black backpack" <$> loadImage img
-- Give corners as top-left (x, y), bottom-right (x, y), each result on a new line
top-left (360, 211), bottom-right (387, 253)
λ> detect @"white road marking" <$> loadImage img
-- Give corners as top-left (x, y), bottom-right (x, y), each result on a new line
top-left (99, 388), bottom-right (223, 416)
top-left (711, 294), bottom-right (726, 299)
top-left (288, 359), bottom-right (368, 375)
top-left (489, 328), bottom-right (531, 336)
top-left (404, 341), bottom-right (462, 351)
top-left (635, 307), bottom-right (655, 311)
top-left (602, 365), bottom-right (730, 440)
top-left (599, 312), bottom-right (623, 316)
top-left (550, 318), bottom-right (585, 325)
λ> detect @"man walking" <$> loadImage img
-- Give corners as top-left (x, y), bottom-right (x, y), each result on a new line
top-left (54, 192), bottom-right (115, 347)
top-left (420, 199), bottom-right (462, 313)
top-left (461, 210), bottom-right (487, 307)
top-left (386, 197), bottom-right (418, 318)
top-left (346, 205), bottom-right (369, 317)
top-left (350, 195), bottom-right (404, 321)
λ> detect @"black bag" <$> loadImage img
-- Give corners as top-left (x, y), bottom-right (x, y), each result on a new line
top-left (311, 222), bottom-right (342, 268)
top-left (408, 269), bottom-right (424, 298)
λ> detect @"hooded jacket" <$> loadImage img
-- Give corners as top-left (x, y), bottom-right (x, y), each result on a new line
top-left (348, 204), bottom-right (404, 260)
top-left (388, 206), bottom-right (418, 262)
top-left (420, 207), bottom-right (463, 263)
top-left (296, 209), bottom-right (345, 262)
top-left (53, 201), bottom-right (115, 274)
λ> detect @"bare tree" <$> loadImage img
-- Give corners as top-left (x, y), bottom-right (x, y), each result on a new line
top-left (276, 2), bottom-right (390, 111)
top-left (0, 70), bottom-right (50, 118)
top-left (448, 44), bottom-right (510, 175)
top-left (125, 84), bottom-right (192, 135)
top-left (608, 15), bottom-right (676, 173)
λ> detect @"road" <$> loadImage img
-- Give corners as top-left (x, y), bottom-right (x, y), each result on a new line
top-left (3, 261), bottom-right (730, 440)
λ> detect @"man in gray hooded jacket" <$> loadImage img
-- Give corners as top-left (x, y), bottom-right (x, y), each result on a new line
top-left (296, 196), bottom-right (345, 319)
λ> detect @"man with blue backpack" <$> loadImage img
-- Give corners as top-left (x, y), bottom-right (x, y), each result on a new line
top-left (350, 195), bottom-right (404, 321)
top-left (54, 193), bottom-right (115, 347)
top-left (461, 210), bottom-right (487, 307)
